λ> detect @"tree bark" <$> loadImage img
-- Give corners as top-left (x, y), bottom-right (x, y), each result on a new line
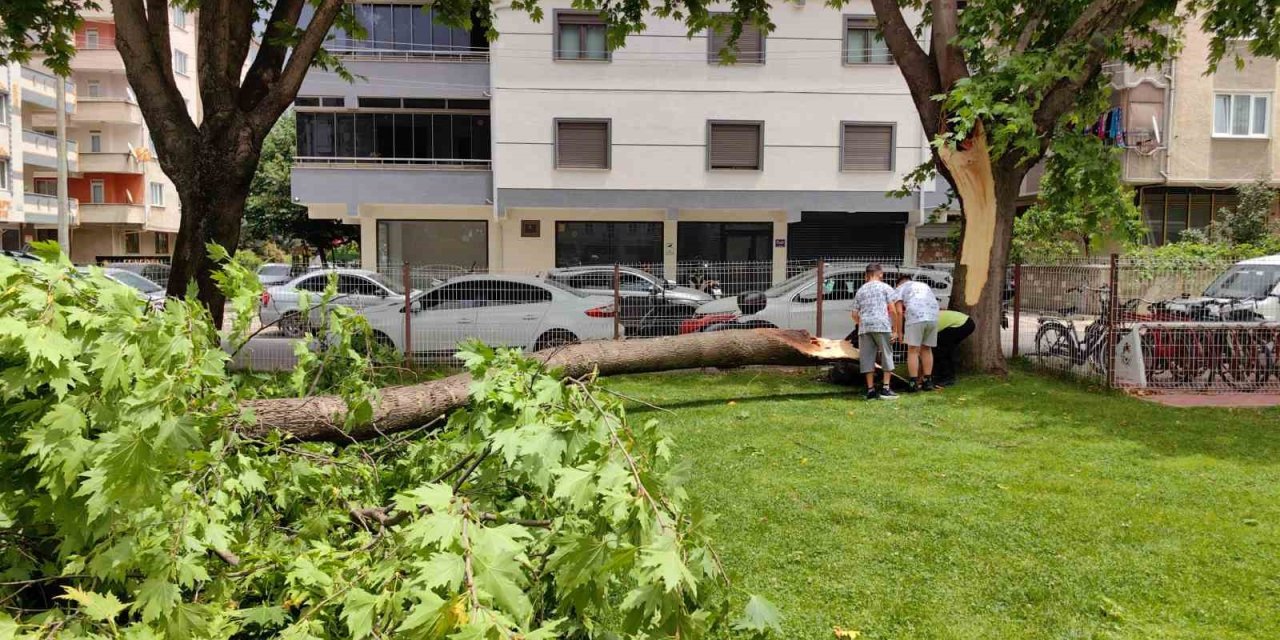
top-left (942, 131), bottom-right (1026, 373)
top-left (240, 329), bottom-right (860, 442)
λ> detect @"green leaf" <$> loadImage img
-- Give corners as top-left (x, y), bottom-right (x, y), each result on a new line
top-left (235, 605), bottom-right (290, 629)
top-left (134, 578), bottom-right (180, 623)
top-left (393, 482), bottom-right (453, 514)
top-left (552, 465), bottom-right (597, 510)
top-left (639, 533), bottom-right (696, 594)
top-left (341, 588), bottom-right (379, 640)
top-left (58, 586), bottom-right (129, 621)
top-left (732, 594), bottom-right (783, 634)
top-left (394, 590), bottom-right (446, 632)
top-left (0, 612), bottom-right (18, 640)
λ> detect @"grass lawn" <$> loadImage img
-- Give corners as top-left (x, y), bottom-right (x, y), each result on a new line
top-left (604, 369), bottom-right (1280, 640)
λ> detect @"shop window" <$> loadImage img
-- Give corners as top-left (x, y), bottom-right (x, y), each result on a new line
top-left (555, 221), bottom-right (663, 267)
top-left (376, 219), bottom-right (488, 269)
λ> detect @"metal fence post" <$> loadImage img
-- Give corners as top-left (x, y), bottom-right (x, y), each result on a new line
top-left (1012, 261), bottom-right (1022, 358)
top-left (402, 261), bottom-right (412, 367)
top-left (815, 259), bottom-right (825, 337)
top-left (1106, 253), bottom-right (1119, 388)
top-left (613, 263), bottom-right (621, 340)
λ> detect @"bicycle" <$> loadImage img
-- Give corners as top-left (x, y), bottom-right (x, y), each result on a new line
top-left (1033, 286), bottom-right (1116, 378)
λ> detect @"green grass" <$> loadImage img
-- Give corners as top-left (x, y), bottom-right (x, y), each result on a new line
top-left (604, 369), bottom-right (1280, 640)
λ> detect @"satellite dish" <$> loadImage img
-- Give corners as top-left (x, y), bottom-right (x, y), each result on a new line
top-left (1151, 115), bottom-right (1161, 145)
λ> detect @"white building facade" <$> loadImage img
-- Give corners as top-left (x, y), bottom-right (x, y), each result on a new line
top-left (293, 0), bottom-right (943, 283)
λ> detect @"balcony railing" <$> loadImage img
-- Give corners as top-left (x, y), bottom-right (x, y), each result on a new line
top-left (20, 66), bottom-right (76, 94)
top-left (75, 35), bottom-right (117, 50)
top-left (23, 130), bottom-right (79, 154)
top-left (328, 45), bottom-right (489, 62)
top-left (294, 156), bottom-right (492, 169)
top-left (24, 193), bottom-right (79, 223)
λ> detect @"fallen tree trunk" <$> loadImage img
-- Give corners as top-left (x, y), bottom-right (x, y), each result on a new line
top-left (242, 328), bottom-right (858, 442)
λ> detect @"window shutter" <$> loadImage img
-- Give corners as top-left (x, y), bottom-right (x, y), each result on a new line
top-left (708, 19), bottom-right (764, 63)
top-left (559, 12), bottom-right (604, 26)
top-left (708, 123), bottom-right (762, 170)
top-left (842, 123), bottom-right (893, 171)
top-left (557, 120), bottom-right (610, 169)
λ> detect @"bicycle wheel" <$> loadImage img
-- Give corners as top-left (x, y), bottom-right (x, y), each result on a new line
top-left (1166, 326), bottom-right (1208, 388)
top-left (1035, 322), bottom-right (1078, 371)
top-left (1224, 327), bottom-right (1264, 390)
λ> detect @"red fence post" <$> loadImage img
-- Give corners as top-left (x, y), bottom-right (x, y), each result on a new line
top-left (1012, 261), bottom-right (1022, 358)
top-left (815, 259), bottom-right (825, 337)
top-left (1106, 253), bottom-right (1120, 388)
top-left (613, 263), bottom-right (621, 340)
top-left (402, 261), bottom-right (412, 368)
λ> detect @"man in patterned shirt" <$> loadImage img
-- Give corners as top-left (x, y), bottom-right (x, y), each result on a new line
top-left (895, 274), bottom-right (941, 392)
top-left (852, 263), bottom-right (902, 400)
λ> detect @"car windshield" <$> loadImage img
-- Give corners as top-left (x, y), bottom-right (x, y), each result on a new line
top-left (1203, 264), bottom-right (1280, 299)
top-left (540, 277), bottom-right (590, 297)
top-left (364, 272), bottom-right (405, 295)
top-left (110, 271), bottom-right (162, 294)
top-left (764, 270), bottom-right (816, 297)
top-left (259, 264), bottom-right (291, 277)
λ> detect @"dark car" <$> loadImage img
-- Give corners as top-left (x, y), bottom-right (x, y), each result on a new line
top-left (105, 262), bottom-right (171, 288)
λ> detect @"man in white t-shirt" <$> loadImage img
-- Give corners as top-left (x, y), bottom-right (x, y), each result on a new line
top-left (895, 274), bottom-right (941, 392)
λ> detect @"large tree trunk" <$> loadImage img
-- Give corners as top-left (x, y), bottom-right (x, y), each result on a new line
top-left (940, 131), bottom-right (1025, 373)
top-left (241, 329), bottom-right (859, 442)
top-left (165, 135), bottom-right (261, 325)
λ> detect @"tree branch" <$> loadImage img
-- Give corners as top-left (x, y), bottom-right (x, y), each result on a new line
top-left (239, 0), bottom-right (307, 111)
top-left (930, 0), bottom-right (969, 86)
top-left (250, 0), bottom-right (345, 133)
top-left (870, 0), bottom-right (944, 136)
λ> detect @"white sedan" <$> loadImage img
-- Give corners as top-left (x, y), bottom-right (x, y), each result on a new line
top-left (359, 275), bottom-right (620, 360)
top-left (260, 268), bottom-right (421, 337)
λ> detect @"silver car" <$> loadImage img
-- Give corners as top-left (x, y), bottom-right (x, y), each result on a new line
top-left (257, 263), bottom-right (294, 287)
top-left (83, 267), bottom-right (167, 308)
top-left (544, 265), bottom-right (714, 303)
top-left (260, 268), bottom-right (421, 337)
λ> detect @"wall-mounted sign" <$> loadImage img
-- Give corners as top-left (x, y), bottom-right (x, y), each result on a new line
top-left (521, 219), bottom-right (541, 238)
top-left (774, 238), bottom-right (786, 248)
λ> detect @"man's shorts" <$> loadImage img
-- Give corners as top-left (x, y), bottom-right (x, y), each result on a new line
top-left (904, 321), bottom-right (938, 348)
top-left (858, 332), bottom-right (895, 373)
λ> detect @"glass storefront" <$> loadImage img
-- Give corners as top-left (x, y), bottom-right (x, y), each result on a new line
top-left (554, 221), bottom-right (663, 268)
top-left (376, 220), bottom-right (488, 270)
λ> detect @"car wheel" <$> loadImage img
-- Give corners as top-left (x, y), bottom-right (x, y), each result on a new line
top-left (356, 331), bottom-right (399, 363)
top-left (534, 329), bottom-right (579, 351)
top-left (278, 311), bottom-right (305, 338)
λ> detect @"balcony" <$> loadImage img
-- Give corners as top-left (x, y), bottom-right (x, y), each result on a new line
top-left (73, 97), bottom-right (144, 126)
top-left (19, 66), bottom-right (77, 112)
top-left (79, 202), bottom-right (146, 225)
top-left (24, 193), bottom-right (79, 225)
top-left (0, 190), bottom-right (11, 223)
top-left (71, 37), bottom-right (125, 73)
top-left (146, 207), bottom-right (181, 233)
top-left (78, 152), bottom-right (144, 174)
top-left (23, 130), bottom-right (79, 172)
top-left (292, 158), bottom-right (493, 208)
top-left (82, 0), bottom-right (114, 20)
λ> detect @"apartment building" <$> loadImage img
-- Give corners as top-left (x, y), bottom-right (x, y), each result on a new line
top-left (0, 0), bottom-right (197, 261)
top-left (293, 0), bottom-right (944, 283)
top-left (0, 62), bottom-right (78, 250)
top-left (1017, 19), bottom-right (1280, 246)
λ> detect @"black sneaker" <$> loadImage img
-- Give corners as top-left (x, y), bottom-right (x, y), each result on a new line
top-left (865, 387), bottom-right (879, 401)
top-left (922, 378), bottom-right (936, 391)
top-left (878, 386), bottom-right (899, 400)
top-left (905, 381), bottom-right (919, 393)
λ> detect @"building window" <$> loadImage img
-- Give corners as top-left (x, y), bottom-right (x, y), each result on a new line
top-left (707, 17), bottom-right (765, 64)
top-left (172, 6), bottom-right (187, 29)
top-left (296, 111), bottom-right (491, 163)
top-left (295, 96), bottom-right (345, 108)
top-left (555, 119), bottom-right (610, 169)
top-left (89, 130), bottom-right (103, 153)
top-left (155, 232), bottom-right (170, 254)
top-left (1213, 93), bottom-right (1269, 138)
top-left (555, 221), bottom-right (664, 267)
top-left (124, 232), bottom-right (140, 254)
top-left (555, 12), bottom-right (608, 61)
top-left (86, 79), bottom-right (102, 98)
top-left (90, 179), bottom-right (106, 203)
top-left (85, 28), bottom-right (100, 49)
top-left (150, 182), bottom-right (165, 207)
top-left (841, 123), bottom-right (894, 171)
top-left (1141, 187), bottom-right (1239, 245)
top-left (376, 219), bottom-right (488, 269)
top-left (174, 50), bottom-right (189, 76)
top-left (0, 160), bottom-right (8, 190)
top-left (845, 16), bottom-right (891, 64)
top-left (707, 121), bottom-right (763, 171)
top-left (0, 96), bottom-right (7, 125)
top-left (330, 4), bottom-right (481, 55)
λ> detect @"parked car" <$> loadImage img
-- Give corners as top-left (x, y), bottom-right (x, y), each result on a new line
top-left (1154, 254), bottom-right (1280, 321)
top-left (358, 275), bottom-right (619, 360)
top-left (82, 267), bottom-right (167, 308)
top-left (682, 263), bottom-right (953, 339)
top-left (1, 249), bottom-right (40, 263)
top-left (545, 265), bottom-right (710, 302)
top-left (260, 268), bottom-right (421, 337)
top-left (257, 263), bottom-right (294, 287)
top-left (544, 265), bottom-right (712, 336)
top-left (104, 262), bottom-right (171, 289)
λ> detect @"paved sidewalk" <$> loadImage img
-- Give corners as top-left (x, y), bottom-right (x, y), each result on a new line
top-left (1141, 393), bottom-right (1280, 408)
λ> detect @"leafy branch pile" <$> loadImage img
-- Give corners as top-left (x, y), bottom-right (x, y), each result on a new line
top-left (0, 247), bottom-right (777, 639)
